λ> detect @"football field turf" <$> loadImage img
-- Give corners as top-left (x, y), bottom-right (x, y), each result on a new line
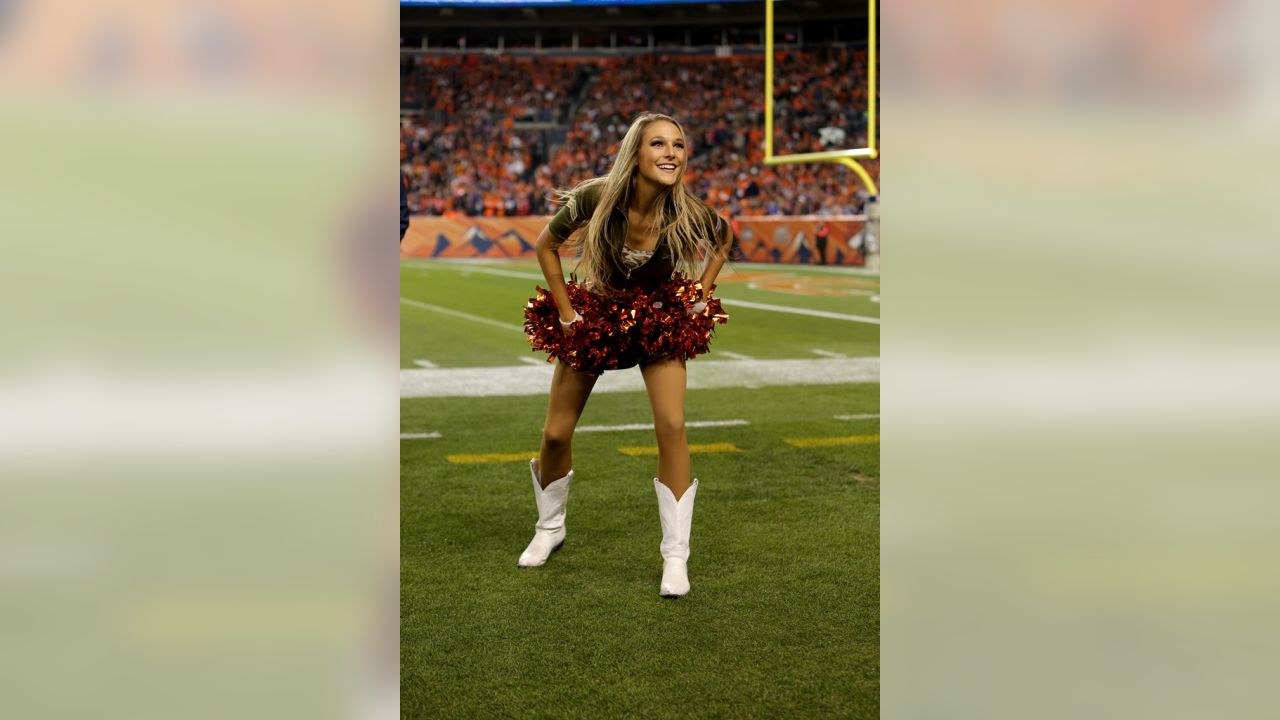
top-left (401, 258), bottom-right (880, 718)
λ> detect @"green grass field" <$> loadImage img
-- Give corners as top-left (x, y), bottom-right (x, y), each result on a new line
top-left (401, 258), bottom-right (879, 718)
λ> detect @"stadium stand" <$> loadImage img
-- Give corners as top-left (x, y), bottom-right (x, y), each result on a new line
top-left (401, 48), bottom-right (878, 218)
top-left (399, 0), bottom-right (877, 220)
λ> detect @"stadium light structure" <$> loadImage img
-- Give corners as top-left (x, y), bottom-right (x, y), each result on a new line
top-left (764, 0), bottom-right (878, 196)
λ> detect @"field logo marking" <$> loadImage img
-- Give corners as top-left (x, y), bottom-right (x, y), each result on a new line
top-left (785, 434), bottom-right (880, 448)
top-left (733, 274), bottom-right (879, 297)
top-left (618, 442), bottom-right (740, 457)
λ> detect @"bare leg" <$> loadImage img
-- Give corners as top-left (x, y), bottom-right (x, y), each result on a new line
top-left (538, 360), bottom-right (598, 485)
top-left (641, 358), bottom-right (691, 499)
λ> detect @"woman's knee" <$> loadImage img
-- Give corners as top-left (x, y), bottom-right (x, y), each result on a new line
top-left (542, 423), bottom-right (575, 452)
top-left (653, 415), bottom-right (686, 445)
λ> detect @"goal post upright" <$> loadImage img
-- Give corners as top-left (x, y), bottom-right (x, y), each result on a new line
top-left (763, 0), bottom-right (878, 196)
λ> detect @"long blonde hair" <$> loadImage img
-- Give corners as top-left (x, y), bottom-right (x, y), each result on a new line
top-left (555, 112), bottom-right (724, 290)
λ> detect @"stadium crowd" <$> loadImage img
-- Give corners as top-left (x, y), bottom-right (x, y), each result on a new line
top-left (400, 48), bottom-right (879, 218)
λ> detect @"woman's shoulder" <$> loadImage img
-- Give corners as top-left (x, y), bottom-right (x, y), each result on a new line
top-left (549, 178), bottom-right (609, 240)
top-left (569, 177), bottom-right (607, 210)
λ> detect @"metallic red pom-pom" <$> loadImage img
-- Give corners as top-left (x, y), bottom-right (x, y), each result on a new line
top-left (524, 282), bottom-right (635, 376)
top-left (524, 274), bottom-right (729, 374)
top-left (635, 274), bottom-right (730, 362)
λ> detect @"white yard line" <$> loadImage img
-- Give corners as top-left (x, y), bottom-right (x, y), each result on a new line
top-left (399, 297), bottom-right (524, 333)
top-left (428, 265), bottom-right (543, 281)
top-left (401, 357), bottom-right (879, 398)
top-left (715, 350), bottom-right (753, 361)
top-left (422, 257), bottom-right (539, 266)
top-left (517, 356), bottom-right (547, 366)
top-left (400, 432), bottom-right (443, 439)
top-left (717, 297), bottom-right (881, 325)
top-left (413, 359), bottom-right (439, 369)
top-left (834, 413), bottom-right (880, 420)
top-left (811, 349), bottom-right (848, 359)
top-left (577, 419), bottom-right (750, 433)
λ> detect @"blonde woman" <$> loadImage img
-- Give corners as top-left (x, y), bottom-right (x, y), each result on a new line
top-left (519, 112), bottom-right (734, 598)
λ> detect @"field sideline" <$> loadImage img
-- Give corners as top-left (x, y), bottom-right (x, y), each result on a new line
top-left (401, 258), bottom-right (880, 718)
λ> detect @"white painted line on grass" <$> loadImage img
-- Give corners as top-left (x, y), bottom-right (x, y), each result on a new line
top-left (424, 257), bottom-right (541, 266)
top-left (402, 357), bottom-right (879, 398)
top-left (717, 297), bottom-right (881, 325)
top-left (577, 419), bottom-right (750, 433)
top-left (517, 356), bottom-right (547, 366)
top-left (811, 349), bottom-right (848, 359)
top-left (834, 413), bottom-right (880, 420)
top-left (716, 350), bottom-right (754, 361)
top-left (413, 359), bottom-right (438, 369)
top-left (400, 432), bottom-right (443, 439)
top-left (400, 297), bottom-right (524, 333)
top-left (445, 265), bottom-right (543, 281)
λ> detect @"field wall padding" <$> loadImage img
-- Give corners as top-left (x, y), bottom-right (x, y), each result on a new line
top-left (401, 216), bottom-right (871, 266)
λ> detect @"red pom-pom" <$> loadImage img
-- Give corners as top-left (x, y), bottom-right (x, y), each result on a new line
top-left (525, 282), bottom-right (636, 375)
top-left (524, 274), bottom-right (729, 374)
top-left (635, 274), bottom-right (730, 362)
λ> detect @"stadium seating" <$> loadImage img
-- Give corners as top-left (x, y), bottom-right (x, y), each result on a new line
top-left (400, 49), bottom-right (879, 218)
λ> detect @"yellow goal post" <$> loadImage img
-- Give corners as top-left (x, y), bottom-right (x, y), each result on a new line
top-left (764, 0), bottom-right (878, 196)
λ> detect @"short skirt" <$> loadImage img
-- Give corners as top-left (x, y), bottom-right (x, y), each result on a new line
top-left (524, 273), bottom-right (729, 376)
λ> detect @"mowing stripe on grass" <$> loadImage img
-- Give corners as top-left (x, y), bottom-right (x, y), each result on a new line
top-left (618, 442), bottom-right (740, 456)
top-left (578, 419), bottom-right (749, 433)
top-left (785, 434), bottom-right (880, 448)
top-left (718, 297), bottom-right (881, 324)
top-left (400, 297), bottom-right (524, 333)
top-left (401, 357), bottom-right (879, 398)
top-left (447, 452), bottom-right (535, 464)
top-left (835, 413), bottom-right (880, 420)
top-left (400, 432), bottom-right (442, 440)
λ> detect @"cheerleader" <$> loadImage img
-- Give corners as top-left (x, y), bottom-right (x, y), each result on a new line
top-left (519, 112), bottom-right (733, 598)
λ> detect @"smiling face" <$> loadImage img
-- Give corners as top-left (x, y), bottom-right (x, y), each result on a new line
top-left (634, 120), bottom-right (687, 190)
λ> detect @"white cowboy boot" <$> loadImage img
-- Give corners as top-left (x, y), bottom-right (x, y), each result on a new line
top-left (653, 478), bottom-right (699, 597)
top-left (518, 459), bottom-right (572, 567)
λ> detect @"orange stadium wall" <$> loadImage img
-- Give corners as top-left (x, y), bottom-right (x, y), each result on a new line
top-left (401, 216), bottom-right (868, 266)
